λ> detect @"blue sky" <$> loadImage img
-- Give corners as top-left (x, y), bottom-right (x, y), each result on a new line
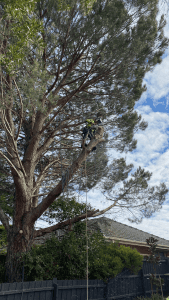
top-left (1, 0), bottom-right (169, 242)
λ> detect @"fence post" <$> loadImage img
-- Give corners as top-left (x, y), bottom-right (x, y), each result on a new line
top-left (164, 257), bottom-right (169, 292)
top-left (53, 278), bottom-right (58, 300)
top-left (141, 267), bottom-right (146, 298)
top-left (103, 278), bottom-right (109, 300)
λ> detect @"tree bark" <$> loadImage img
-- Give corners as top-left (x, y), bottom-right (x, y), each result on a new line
top-left (4, 224), bottom-right (35, 283)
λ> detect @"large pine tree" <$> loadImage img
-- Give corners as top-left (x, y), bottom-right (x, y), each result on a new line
top-left (0, 0), bottom-right (169, 283)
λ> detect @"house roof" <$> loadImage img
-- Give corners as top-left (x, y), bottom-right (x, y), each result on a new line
top-left (80, 216), bottom-right (169, 251)
top-left (1, 216), bottom-right (169, 255)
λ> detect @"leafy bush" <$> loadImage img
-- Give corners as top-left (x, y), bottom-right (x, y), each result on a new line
top-left (0, 224), bottom-right (13, 255)
top-left (88, 239), bottom-right (144, 282)
top-left (0, 220), bottom-right (144, 284)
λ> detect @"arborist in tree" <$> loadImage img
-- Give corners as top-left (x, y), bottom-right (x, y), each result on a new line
top-left (81, 113), bottom-right (102, 151)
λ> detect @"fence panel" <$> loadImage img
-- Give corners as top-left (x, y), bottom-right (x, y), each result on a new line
top-left (0, 278), bottom-right (57, 300)
top-left (0, 257), bottom-right (169, 300)
top-left (105, 274), bottom-right (143, 300)
top-left (143, 256), bottom-right (169, 272)
top-left (141, 257), bottom-right (169, 298)
top-left (56, 279), bottom-right (106, 300)
top-left (102, 257), bottom-right (169, 300)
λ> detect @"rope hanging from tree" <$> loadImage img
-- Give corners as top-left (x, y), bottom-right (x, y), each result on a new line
top-left (60, 114), bottom-right (64, 197)
top-left (85, 158), bottom-right (89, 300)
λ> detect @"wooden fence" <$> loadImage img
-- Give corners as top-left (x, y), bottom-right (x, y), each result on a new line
top-left (0, 257), bottom-right (169, 300)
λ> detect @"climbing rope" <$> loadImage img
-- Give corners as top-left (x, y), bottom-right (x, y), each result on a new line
top-left (60, 114), bottom-right (64, 197)
top-left (85, 158), bottom-right (89, 300)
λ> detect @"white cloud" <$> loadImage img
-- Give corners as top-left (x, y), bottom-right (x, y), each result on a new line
top-left (142, 56), bottom-right (169, 106)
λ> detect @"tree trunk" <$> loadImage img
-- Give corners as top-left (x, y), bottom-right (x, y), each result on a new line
top-left (4, 223), bottom-right (35, 283)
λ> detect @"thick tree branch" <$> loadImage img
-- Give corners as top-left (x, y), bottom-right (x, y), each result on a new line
top-left (0, 104), bottom-right (27, 179)
top-left (32, 158), bottom-right (61, 194)
top-left (13, 79), bottom-right (24, 142)
top-left (0, 150), bottom-right (21, 178)
top-left (33, 197), bottom-right (121, 239)
top-left (54, 13), bottom-right (73, 92)
top-left (33, 208), bottom-right (100, 238)
top-left (38, 117), bottom-right (69, 151)
top-left (24, 126), bottom-right (104, 226)
top-left (38, 53), bottom-right (109, 139)
top-left (50, 41), bottom-right (94, 98)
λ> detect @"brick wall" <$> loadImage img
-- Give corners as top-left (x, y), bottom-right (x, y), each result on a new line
top-left (105, 240), bottom-right (169, 258)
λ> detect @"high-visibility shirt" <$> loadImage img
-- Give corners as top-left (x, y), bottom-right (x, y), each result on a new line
top-left (86, 119), bottom-right (95, 128)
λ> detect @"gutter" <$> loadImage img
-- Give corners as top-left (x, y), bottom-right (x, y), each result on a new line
top-left (103, 235), bottom-right (169, 252)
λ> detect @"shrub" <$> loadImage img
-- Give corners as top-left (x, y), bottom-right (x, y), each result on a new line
top-left (0, 221), bottom-right (144, 284)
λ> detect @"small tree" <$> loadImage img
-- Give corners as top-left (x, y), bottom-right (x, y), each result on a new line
top-left (145, 237), bottom-right (165, 300)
